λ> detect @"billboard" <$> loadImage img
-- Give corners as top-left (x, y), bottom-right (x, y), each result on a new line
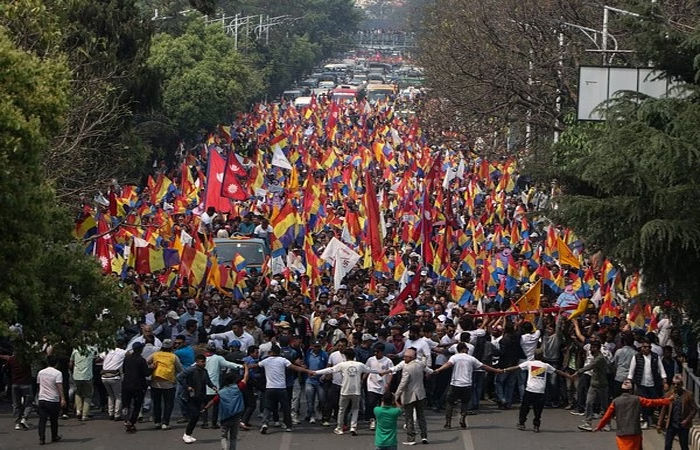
top-left (577, 66), bottom-right (685, 121)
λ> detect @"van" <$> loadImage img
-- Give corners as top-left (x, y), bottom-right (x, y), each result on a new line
top-left (213, 237), bottom-right (269, 271)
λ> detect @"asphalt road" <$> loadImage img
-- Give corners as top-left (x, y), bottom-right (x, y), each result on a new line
top-left (0, 399), bottom-right (669, 450)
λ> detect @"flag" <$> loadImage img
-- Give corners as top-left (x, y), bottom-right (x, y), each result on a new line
top-left (233, 253), bottom-right (247, 272)
top-left (364, 172), bottom-right (383, 261)
top-left (569, 298), bottom-right (589, 320)
top-left (204, 149), bottom-right (231, 212)
top-left (389, 270), bottom-right (421, 316)
top-left (557, 237), bottom-right (580, 268)
top-left (221, 152), bottom-right (248, 200)
top-left (515, 279), bottom-right (542, 323)
top-left (321, 237), bottom-right (360, 291)
top-left (271, 146), bottom-right (292, 170)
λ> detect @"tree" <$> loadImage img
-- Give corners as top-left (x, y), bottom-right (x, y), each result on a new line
top-left (148, 22), bottom-right (264, 139)
top-left (0, 28), bottom-right (131, 359)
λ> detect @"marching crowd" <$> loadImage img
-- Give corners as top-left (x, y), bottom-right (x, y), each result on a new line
top-left (1, 84), bottom-right (697, 450)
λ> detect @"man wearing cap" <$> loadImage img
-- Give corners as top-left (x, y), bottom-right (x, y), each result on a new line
top-left (147, 339), bottom-right (184, 430)
top-left (179, 301), bottom-right (203, 327)
top-left (594, 379), bottom-right (671, 449)
top-left (365, 342), bottom-right (394, 431)
top-left (658, 374), bottom-right (696, 450)
top-left (202, 343), bottom-right (243, 429)
top-left (304, 340), bottom-right (329, 423)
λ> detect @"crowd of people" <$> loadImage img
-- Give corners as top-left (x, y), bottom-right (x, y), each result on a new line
top-left (1, 77), bottom-right (697, 450)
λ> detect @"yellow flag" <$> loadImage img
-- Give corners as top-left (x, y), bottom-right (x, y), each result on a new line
top-left (149, 248), bottom-right (165, 272)
top-left (515, 279), bottom-right (542, 323)
top-left (569, 298), bottom-right (589, 320)
top-left (190, 251), bottom-right (208, 284)
top-left (557, 237), bottom-right (580, 268)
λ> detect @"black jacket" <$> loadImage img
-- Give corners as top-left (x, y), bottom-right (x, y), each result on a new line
top-left (122, 353), bottom-right (151, 392)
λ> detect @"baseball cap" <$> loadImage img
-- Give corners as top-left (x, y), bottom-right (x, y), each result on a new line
top-left (229, 340), bottom-right (242, 348)
top-left (132, 342), bottom-right (144, 351)
top-left (161, 339), bottom-right (173, 349)
top-left (361, 333), bottom-right (375, 341)
top-left (166, 311), bottom-right (179, 320)
top-left (338, 284), bottom-right (347, 290)
top-left (312, 340), bottom-right (322, 346)
top-left (328, 318), bottom-right (338, 326)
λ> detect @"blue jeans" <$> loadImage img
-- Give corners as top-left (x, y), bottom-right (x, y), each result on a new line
top-left (518, 368), bottom-right (528, 402)
top-left (304, 382), bottom-right (326, 420)
top-left (470, 371), bottom-right (485, 410)
top-left (495, 371), bottom-right (518, 407)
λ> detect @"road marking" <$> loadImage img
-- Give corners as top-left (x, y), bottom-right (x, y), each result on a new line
top-left (462, 417), bottom-right (475, 450)
top-left (279, 431), bottom-right (292, 450)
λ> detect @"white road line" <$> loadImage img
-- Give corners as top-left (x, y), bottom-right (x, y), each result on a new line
top-left (462, 417), bottom-right (475, 450)
top-left (279, 431), bottom-right (292, 450)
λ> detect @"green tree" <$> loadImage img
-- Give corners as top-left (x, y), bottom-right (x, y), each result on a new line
top-left (148, 22), bottom-right (264, 139)
top-left (0, 28), bottom-right (131, 359)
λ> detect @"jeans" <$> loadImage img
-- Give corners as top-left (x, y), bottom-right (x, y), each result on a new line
top-left (542, 360), bottom-right (561, 406)
top-left (337, 394), bottom-right (360, 430)
top-left (517, 369), bottom-right (528, 403)
top-left (495, 371), bottom-right (518, 407)
top-left (471, 372), bottom-right (485, 410)
top-left (584, 385), bottom-right (609, 423)
top-left (122, 389), bottom-right (144, 425)
top-left (185, 398), bottom-right (204, 435)
top-left (262, 388), bottom-right (291, 428)
top-left (38, 400), bottom-right (60, 443)
top-left (665, 425), bottom-right (690, 450)
top-left (305, 382), bottom-right (326, 420)
top-left (576, 374), bottom-right (590, 412)
top-left (221, 414), bottom-right (242, 450)
top-left (12, 384), bottom-right (33, 423)
top-left (519, 391), bottom-right (545, 427)
top-left (366, 391), bottom-right (383, 420)
top-left (323, 383), bottom-right (341, 422)
top-left (74, 379), bottom-right (93, 419)
top-left (241, 385), bottom-right (258, 425)
top-left (403, 398), bottom-right (427, 441)
top-left (637, 385), bottom-right (658, 424)
top-left (445, 385), bottom-right (472, 424)
top-left (176, 384), bottom-right (188, 419)
top-left (201, 394), bottom-right (219, 426)
top-left (433, 368), bottom-right (452, 409)
top-left (102, 377), bottom-right (122, 418)
top-left (152, 387), bottom-right (175, 426)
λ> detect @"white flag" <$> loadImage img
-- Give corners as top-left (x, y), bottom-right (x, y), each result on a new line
top-left (271, 255), bottom-right (286, 275)
top-left (133, 237), bottom-right (150, 248)
top-left (180, 229), bottom-right (193, 246)
top-left (333, 242), bottom-right (361, 291)
top-left (456, 159), bottom-right (465, 179)
top-left (271, 146), bottom-right (292, 170)
top-left (320, 236), bottom-right (342, 264)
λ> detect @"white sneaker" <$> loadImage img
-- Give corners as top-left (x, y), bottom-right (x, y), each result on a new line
top-left (274, 421), bottom-right (281, 427)
top-left (20, 418), bottom-right (29, 429)
top-left (292, 417), bottom-right (301, 425)
top-left (333, 427), bottom-right (344, 435)
top-left (14, 424), bottom-right (21, 430)
top-left (402, 441), bottom-right (417, 446)
top-left (182, 434), bottom-right (196, 444)
top-left (369, 419), bottom-right (376, 430)
top-left (350, 427), bottom-right (357, 436)
top-left (640, 421), bottom-right (649, 430)
top-left (309, 417), bottom-right (316, 424)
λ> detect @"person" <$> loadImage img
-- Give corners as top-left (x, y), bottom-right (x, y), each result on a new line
top-left (611, 332), bottom-right (637, 397)
top-left (69, 345), bottom-right (97, 421)
top-left (394, 348), bottom-right (430, 445)
top-left (576, 340), bottom-right (611, 431)
top-left (179, 301), bottom-right (204, 328)
top-left (365, 343), bottom-right (394, 431)
top-left (432, 342), bottom-right (500, 429)
top-left (313, 348), bottom-right (382, 436)
top-left (210, 321), bottom-right (255, 352)
top-left (657, 374), bottom-right (697, 450)
top-left (374, 392), bottom-right (402, 450)
top-left (627, 338), bottom-right (668, 428)
top-left (304, 339), bottom-right (329, 423)
top-left (241, 345), bottom-right (263, 429)
top-left (0, 351), bottom-right (33, 430)
top-left (255, 344), bottom-right (310, 433)
top-left (147, 338), bottom-right (184, 430)
top-left (594, 379), bottom-right (672, 449)
top-left (502, 356), bottom-right (571, 432)
top-left (101, 339), bottom-right (127, 421)
top-left (177, 353), bottom-right (218, 443)
top-left (122, 341), bottom-right (151, 433)
top-left (202, 365), bottom-right (250, 450)
top-left (495, 321), bottom-right (522, 409)
top-left (202, 343), bottom-right (243, 428)
top-left (323, 338), bottom-right (347, 426)
top-left (36, 356), bottom-right (66, 445)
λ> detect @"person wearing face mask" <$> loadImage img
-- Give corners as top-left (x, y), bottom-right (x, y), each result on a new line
top-left (657, 374), bottom-right (697, 450)
top-left (593, 379), bottom-right (671, 449)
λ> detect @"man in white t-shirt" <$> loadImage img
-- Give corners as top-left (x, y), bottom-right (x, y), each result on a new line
top-left (518, 321), bottom-right (541, 400)
top-left (364, 343), bottom-right (394, 430)
top-left (37, 356), bottom-right (66, 445)
top-left (322, 338), bottom-right (347, 426)
top-left (256, 345), bottom-right (310, 433)
top-left (430, 343), bottom-right (500, 428)
top-left (502, 358), bottom-right (571, 432)
top-left (313, 348), bottom-right (382, 436)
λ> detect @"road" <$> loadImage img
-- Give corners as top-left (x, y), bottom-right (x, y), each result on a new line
top-left (0, 400), bottom-right (669, 450)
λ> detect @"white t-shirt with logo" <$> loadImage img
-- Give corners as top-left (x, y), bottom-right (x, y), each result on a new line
top-left (366, 356), bottom-right (395, 394)
top-left (328, 351), bottom-right (346, 386)
top-left (519, 361), bottom-right (555, 394)
top-left (315, 361), bottom-right (377, 396)
top-left (37, 367), bottom-right (63, 402)
top-left (449, 353), bottom-right (482, 387)
top-left (259, 356), bottom-right (292, 389)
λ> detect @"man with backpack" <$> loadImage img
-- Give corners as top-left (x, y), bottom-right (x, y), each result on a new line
top-left (203, 365), bottom-right (250, 450)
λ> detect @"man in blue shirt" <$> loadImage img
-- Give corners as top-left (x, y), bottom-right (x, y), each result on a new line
top-left (304, 340), bottom-right (328, 423)
top-left (240, 346), bottom-right (262, 429)
top-left (179, 301), bottom-right (203, 327)
top-left (555, 284), bottom-right (579, 309)
top-left (173, 334), bottom-right (195, 423)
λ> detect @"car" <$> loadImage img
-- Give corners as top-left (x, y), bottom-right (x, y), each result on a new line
top-left (293, 96), bottom-right (313, 108)
top-left (213, 237), bottom-right (269, 271)
top-left (282, 90), bottom-right (302, 101)
top-left (300, 77), bottom-right (319, 89)
top-left (318, 80), bottom-right (336, 90)
top-left (366, 83), bottom-right (396, 102)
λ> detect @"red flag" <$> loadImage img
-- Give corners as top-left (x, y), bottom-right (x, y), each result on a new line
top-left (364, 172), bottom-right (383, 260)
top-left (221, 152), bottom-right (248, 201)
top-left (204, 149), bottom-right (231, 212)
top-left (180, 245), bottom-right (196, 279)
top-left (95, 216), bottom-right (113, 274)
top-left (108, 189), bottom-right (117, 217)
top-left (389, 271), bottom-right (421, 316)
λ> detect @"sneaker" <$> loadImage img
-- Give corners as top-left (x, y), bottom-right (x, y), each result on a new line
top-left (182, 434), bottom-right (196, 444)
top-left (640, 421), bottom-right (649, 430)
top-left (61, 414), bottom-right (69, 420)
top-left (459, 416), bottom-right (467, 429)
top-left (517, 423), bottom-right (526, 431)
top-left (578, 423), bottom-right (593, 432)
top-left (260, 424), bottom-right (268, 434)
top-left (176, 417), bottom-right (189, 424)
top-left (564, 404), bottom-right (574, 410)
top-left (239, 422), bottom-right (251, 431)
top-left (154, 423), bottom-right (161, 429)
top-left (322, 421), bottom-right (331, 427)
top-left (570, 411), bottom-right (585, 416)
top-left (402, 441), bottom-right (417, 446)
top-left (533, 426), bottom-right (540, 433)
top-left (285, 427), bottom-right (292, 432)
top-left (350, 428), bottom-right (357, 436)
top-left (333, 427), bottom-right (344, 435)
top-left (14, 424), bottom-right (22, 430)
top-left (603, 425), bottom-right (611, 432)
top-left (369, 419), bottom-right (375, 430)
top-left (292, 417), bottom-right (301, 425)
top-left (421, 438), bottom-right (429, 444)
top-left (273, 421), bottom-right (281, 427)
top-left (309, 417), bottom-right (316, 424)
top-left (51, 436), bottom-right (62, 443)
top-left (161, 424), bottom-right (171, 430)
